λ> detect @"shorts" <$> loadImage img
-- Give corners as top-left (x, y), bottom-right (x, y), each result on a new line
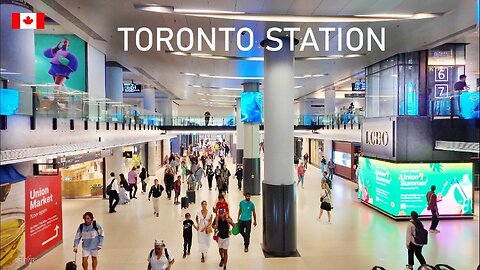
top-left (217, 237), bottom-right (230, 249)
top-left (82, 248), bottom-right (99, 257)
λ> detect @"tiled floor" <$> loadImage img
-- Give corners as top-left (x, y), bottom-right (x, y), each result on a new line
top-left (27, 157), bottom-right (479, 270)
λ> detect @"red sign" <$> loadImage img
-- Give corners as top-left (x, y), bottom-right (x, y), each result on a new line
top-left (25, 175), bottom-right (62, 261)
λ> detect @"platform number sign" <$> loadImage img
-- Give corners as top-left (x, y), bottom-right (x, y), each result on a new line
top-left (435, 67), bottom-right (449, 82)
top-left (434, 84), bottom-right (449, 98)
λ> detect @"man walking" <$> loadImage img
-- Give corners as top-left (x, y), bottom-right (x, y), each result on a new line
top-left (426, 185), bottom-right (440, 233)
top-left (237, 193), bottom-right (257, 252)
top-left (235, 165), bottom-right (243, 190)
top-left (128, 166), bottom-right (138, 199)
top-left (73, 212), bottom-right (104, 270)
top-left (327, 159), bottom-right (335, 181)
top-left (107, 172), bottom-right (119, 213)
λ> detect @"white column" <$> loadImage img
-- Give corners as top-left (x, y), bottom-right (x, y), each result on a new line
top-left (147, 141), bottom-right (158, 173)
top-left (325, 88), bottom-right (336, 115)
top-left (105, 66), bottom-right (123, 103)
top-left (264, 40), bottom-right (295, 186)
top-left (1, 3), bottom-right (35, 83)
top-left (156, 99), bottom-right (173, 125)
top-left (262, 36), bottom-right (297, 256)
top-left (105, 147), bottom-right (125, 177)
top-left (143, 87), bottom-right (155, 111)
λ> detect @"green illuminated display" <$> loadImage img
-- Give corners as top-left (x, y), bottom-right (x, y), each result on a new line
top-left (358, 157), bottom-right (473, 217)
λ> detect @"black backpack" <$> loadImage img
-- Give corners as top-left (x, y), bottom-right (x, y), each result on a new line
top-left (106, 179), bottom-right (115, 194)
top-left (79, 221), bottom-right (99, 234)
top-left (149, 248), bottom-right (170, 261)
top-left (411, 221), bottom-right (428, 245)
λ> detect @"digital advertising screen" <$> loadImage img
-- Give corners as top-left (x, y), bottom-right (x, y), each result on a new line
top-left (358, 157), bottom-right (473, 218)
top-left (240, 92), bottom-right (263, 123)
top-left (35, 34), bottom-right (86, 91)
top-left (333, 151), bottom-right (351, 168)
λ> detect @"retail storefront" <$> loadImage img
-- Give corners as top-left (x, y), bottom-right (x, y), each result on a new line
top-left (333, 141), bottom-right (361, 181)
top-left (308, 138), bottom-right (325, 168)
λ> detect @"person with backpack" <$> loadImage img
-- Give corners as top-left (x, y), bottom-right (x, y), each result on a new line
top-left (235, 165), bottom-right (243, 190)
top-left (147, 240), bottom-right (175, 270)
top-left (107, 172), bottom-right (119, 213)
top-left (206, 165), bottom-right (215, 190)
top-left (73, 212), bottom-right (104, 270)
top-left (140, 167), bottom-right (149, 194)
top-left (406, 211), bottom-right (428, 269)
top-left (426, 185), bottom-right (441, 233)
top-left (148, 179), bottom-right (164, 217)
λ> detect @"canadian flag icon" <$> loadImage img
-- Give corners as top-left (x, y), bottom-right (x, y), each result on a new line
top-left (12, 12), bottom-right (45, 29)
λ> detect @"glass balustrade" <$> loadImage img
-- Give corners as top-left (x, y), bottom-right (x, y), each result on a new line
top-left (1, 76), bottom-right (365, 129)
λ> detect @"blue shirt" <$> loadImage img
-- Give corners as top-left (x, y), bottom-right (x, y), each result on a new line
top-left (239, 200), bottom-right (255, 221)
top-left (73, 222), bottom-right (105, 250)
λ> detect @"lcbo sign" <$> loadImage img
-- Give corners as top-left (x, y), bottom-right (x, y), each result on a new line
top-left (365, 131), bottom-right (389, 146)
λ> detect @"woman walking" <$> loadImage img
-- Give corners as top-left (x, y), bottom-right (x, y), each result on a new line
top-left (148, 179), bottom-right (164, 217)
top-left (406, 211), bottom-right (428, 269)
top-left (296, 162), bottom-right (306, 189)
top-left (195, 200), bottom-right (213, 263)
top-left (318, 182), bottom-right (332, 223)
top-left (140, 167), bottom-right (148, 194)
top-left (181, 160), bottom-right (188, 182)
top-left (118, 173), bottom-right (130, 204)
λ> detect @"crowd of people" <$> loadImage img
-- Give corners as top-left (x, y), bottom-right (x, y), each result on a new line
top-left (73, 141), bottom-right (443, 270)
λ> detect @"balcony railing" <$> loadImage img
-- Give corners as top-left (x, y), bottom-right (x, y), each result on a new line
top-left (1, 77), bottom-right (364, 130)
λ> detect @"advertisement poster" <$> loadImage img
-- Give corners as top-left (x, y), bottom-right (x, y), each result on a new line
top-left (25, 175), bottom-right (63, 262)
top-left (358, 157), bottom-right (473, 217)
top-left (240, 92), bottom-right (263, 123)
top-left (0, 177), bottom-right (26, 270)
top-left (34, 34), bottom-right (86, 91)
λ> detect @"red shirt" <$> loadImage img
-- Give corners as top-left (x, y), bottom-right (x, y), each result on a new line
top-left (215, 200), bottom-right (229, 215)
top-left (426, 191), bottom-right (437, 210)
top-left (297, 166), bottom-right (306, 177)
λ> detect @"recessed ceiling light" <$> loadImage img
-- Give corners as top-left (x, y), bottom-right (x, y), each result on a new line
top-left (294, 85), bottom-right (303, 89)
top-left (191, 53), bottom-right (212, 57)
top-left (191, 85), bottom-right (201, 88)
top-left (135, 5), bottom-right (442, 22)
top-left (184, 72), bottom-right (326, 80)
top-left (169, 51), bottom-right (364, 61)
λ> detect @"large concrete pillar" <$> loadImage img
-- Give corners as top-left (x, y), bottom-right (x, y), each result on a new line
top-left (300, 100), bottom-right (314, 125)
top-left (105, 147), bottom-right (125, 177)
top-left (105, 65), bottom-right (123, 103)
top-left (0, 2), bottom-right (35, 83)
top-left (261, 37), bottom-right (297, 256)
top-left (325, 88), bottom-right (336, 115)
top-left (235, 98), bottom-right (244, 164)
top-left (147, 141), bottom-right (158, 173)
top-left (242, 82), bottom-right (261, 195)
top-left (156, 99), bottom-right (173, 125)
top-left (143, 87), bottom-right (155, 111)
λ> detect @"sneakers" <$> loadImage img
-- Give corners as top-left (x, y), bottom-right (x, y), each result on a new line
top-left (429, 229), bottom-right (440, 233)
top-left (406, 265), bottom-right (413, 270)
top-left (155, 213), bottom-right (159, 217)
top-left (182, 253), bottom-right (186, 259)
top-left (219, 259), bottom-right (224, 267)
top-left (244, 246), bottom-right (248, 253)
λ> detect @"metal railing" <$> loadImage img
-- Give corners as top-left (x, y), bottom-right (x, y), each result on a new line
top-left (430, 92), bottom-right (480, 120)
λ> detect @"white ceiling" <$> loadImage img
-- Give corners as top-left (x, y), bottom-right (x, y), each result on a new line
top-left (31, 0), bottom-right (479, 106)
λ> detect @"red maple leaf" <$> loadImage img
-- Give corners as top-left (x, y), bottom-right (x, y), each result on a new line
top-left (23, 16), bottom-right (34, 25)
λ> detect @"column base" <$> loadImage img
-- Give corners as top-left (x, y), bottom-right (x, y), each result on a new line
top-left (262, 182), bottom-right (297, 257)
top-left (236, 149), bottom-right (244, 164)
top-left (243, 158), bottom-right (260, 195)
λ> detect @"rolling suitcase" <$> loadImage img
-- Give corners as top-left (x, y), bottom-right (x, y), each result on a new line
top-left (65, 254), bottom-right (77, 270)
top-left (181, 197), bottom-right (189, 209)
top-left (186, 190), bottom-right (195, 204)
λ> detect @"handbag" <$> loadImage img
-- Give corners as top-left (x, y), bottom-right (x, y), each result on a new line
top-left (205, 225), bottom-right (213, 234)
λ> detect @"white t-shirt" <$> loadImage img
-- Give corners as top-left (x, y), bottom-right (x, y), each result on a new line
top-left (148, 249), bottom-right (173, 270)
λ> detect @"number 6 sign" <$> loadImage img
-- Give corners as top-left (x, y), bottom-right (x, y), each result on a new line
top-left (435, 67), bottom-right (449, 82)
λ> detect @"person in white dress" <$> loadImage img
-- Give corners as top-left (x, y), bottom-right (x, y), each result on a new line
top-left (195, 200), bottom-right (213, 263)
top-left (147, 240), bottom-right (175, 270)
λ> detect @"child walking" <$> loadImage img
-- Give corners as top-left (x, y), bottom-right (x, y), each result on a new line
top-left (183, 213), bottom-right (195, 258)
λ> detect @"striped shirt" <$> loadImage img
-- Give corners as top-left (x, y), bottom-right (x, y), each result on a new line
top-left (73, 222), bottom-right (105, 251)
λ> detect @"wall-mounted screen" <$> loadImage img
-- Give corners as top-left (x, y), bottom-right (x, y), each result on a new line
top-left (333, 151), bottom-right (351, 168)
top-left (35, 34), bottom-right (86, 91)
top-left (240, 92), bottom-right (263, 123)
top-left (123, 83), bottom-right (142, 93)
top-left (358, 157), bottom-right (473, 218)
top-left (352, 81), bottom-right (366, 91)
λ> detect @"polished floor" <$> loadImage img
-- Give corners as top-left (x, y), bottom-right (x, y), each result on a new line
top-left (27, 157), bottom-right (479, 270)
